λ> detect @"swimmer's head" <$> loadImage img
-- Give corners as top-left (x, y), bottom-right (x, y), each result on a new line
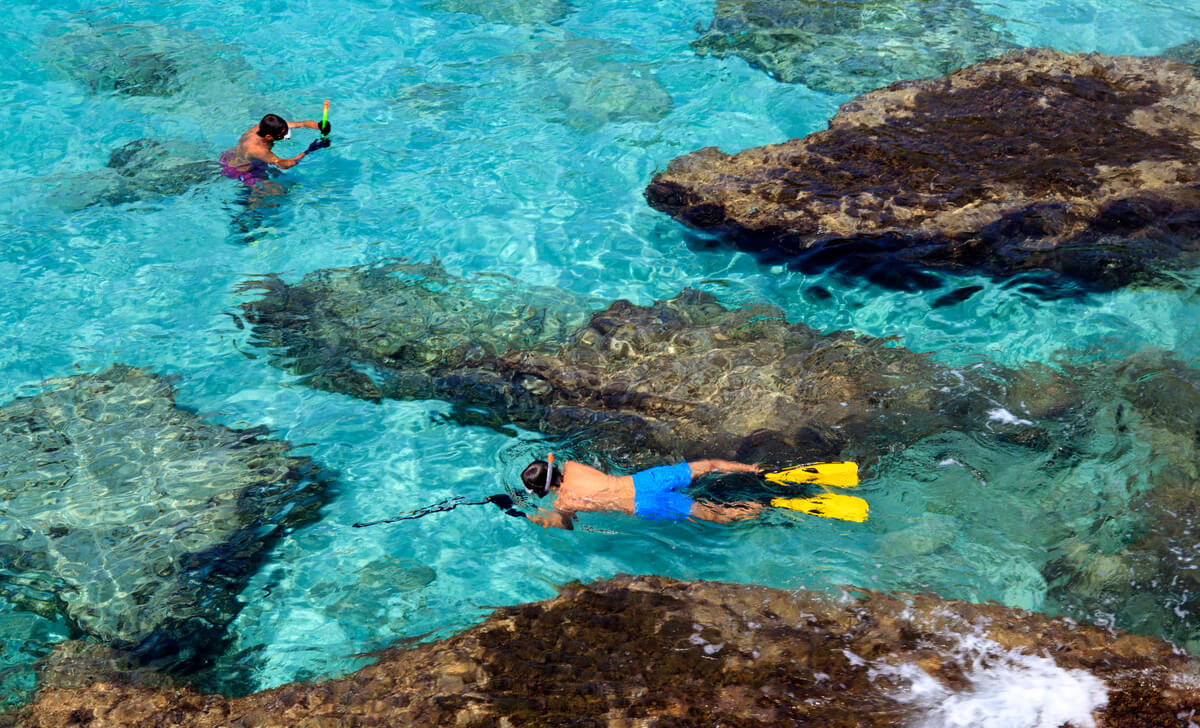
top-left (257, 114), bottom-right (290, 141)
top-left (521, 460), bottom-right (561, 497)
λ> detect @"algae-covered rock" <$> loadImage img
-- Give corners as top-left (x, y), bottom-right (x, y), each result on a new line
top-left (238, 260), bottom-right (592, 404)
top-left (39, 20), bottom-right (253, 100)
top-left (646, 49), bottom-right (1200, 289)
top-left (13, 575), bottom-right (1200, 727)
top-left (240, 261), bottom-right (1068, 466)
top-left (0, 366), bottom-right (327, 665)
top-left (45, 138), bottom-right (219, 211)
top-left (693, 0), bottom-right (1016, 94)
top-left (438, 290), bottom-right (1047, 464)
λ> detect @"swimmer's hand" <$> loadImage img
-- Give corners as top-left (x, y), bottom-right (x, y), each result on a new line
top-left (487, 494), bottom-right (527, 520)
top-left (318, 120), bottom-right (331, 136)
top-left (486, 494), bottom-right (515, 509)
top-left (305, 137), bottom-right (331, 154)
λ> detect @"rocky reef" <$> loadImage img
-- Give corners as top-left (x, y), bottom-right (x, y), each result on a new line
top-left (45, 139), bottom-right (219, 211)
top-left (646, 49), bottom-right (1200, 289)
top-left (39, 21), bottom-right (253, 100)
top-left (240, 260), bottom-right (1069, 467)
top-left (0, 366), bottom-right (327, 667)
top-left (11, 575), bottom-right (1199, 726)
top-left (693, 0), bottom-right (1016, 95)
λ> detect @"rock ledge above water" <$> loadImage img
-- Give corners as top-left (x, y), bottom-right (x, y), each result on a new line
top-left (13, 575), bottom-right (1200, 727)
top-left (646, 49), bottom-right (1200, 288)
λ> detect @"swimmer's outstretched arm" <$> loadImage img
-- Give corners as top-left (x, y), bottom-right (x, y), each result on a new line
top-left (686, 459), bottom-right (762, 479)
top-left (527, 508), bottom-right (576, 530)
top-left (287, 119), bottom-right (321, 130)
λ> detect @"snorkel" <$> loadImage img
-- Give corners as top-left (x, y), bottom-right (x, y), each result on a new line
top-left (545, 453), bottom-right (555, 493)
top-left (305, 100), bottom-right (333, 155)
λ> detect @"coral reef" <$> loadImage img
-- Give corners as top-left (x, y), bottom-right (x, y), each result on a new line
top-left (12, 575), bottom-right (1199, 727)
top-left (693, 0), bottom-right (1016, 94)
top-left (0, 366), bottom-right (327, 667)
top-left (646, 49), bottom-right (1200, 288)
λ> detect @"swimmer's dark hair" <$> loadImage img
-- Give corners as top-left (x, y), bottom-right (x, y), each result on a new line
top-left (257, 114), bottom-right (289, 139)
top-left (521, 460), bottom-right (562, 497)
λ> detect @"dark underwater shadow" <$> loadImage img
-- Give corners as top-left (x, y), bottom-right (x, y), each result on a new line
top-left (683, 228), bottom-right (1198, 302)
top-left (223, 173), bottom-right (290, 246)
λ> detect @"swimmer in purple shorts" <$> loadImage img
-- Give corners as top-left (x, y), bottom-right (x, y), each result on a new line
top-left (516, 457), bottom-right (765, 530)
top-left (219, 113), bottom-right (330, 189)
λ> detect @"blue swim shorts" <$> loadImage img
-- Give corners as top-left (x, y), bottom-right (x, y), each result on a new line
top-left (632, 462), bottom-right (694, 520)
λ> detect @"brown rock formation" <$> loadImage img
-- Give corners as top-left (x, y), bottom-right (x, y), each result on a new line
top-left (645, 49), bottom-right (1200, 289)
top-left (12, 576), bottom-right (1200, 727)
top-left (241, 263), bottom-right (1069, 467)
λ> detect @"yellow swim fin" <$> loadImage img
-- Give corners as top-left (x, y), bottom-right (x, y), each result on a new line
top-left (771, 493), bottom-right (869, 523)
top-left (765, 461), bottom-right (859, 488)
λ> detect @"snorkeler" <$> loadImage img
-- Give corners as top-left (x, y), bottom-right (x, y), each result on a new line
top-left (515, 457), bottom-right (766, 529)
top-left (219, 113), bottom-right (331, 188)
top-left (350, 458), bottom-right (863, 529)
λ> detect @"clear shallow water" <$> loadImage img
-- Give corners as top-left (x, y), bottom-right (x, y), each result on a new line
top-left (0, 0), bottom-right (1198, 705)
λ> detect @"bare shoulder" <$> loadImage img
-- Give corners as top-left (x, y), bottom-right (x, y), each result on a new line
top-left (563, 460), bottom-right (606, 478)
top-left (562, 461), bottom-right (623, 490)
top-left (241, 133), bottom-right (269, 152)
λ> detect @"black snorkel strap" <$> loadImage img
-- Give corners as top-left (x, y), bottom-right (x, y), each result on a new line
top-left (352, 493), bottom-right (525, 527)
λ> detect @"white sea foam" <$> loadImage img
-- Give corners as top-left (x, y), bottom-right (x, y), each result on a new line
top-left (986, 408), bottom-right (1035, 426)
top-left (872, 632), bottom-right (1108, 728)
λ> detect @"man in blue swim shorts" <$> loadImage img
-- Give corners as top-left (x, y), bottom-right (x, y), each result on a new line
top-left (516, 457), bottom-right (764, 529)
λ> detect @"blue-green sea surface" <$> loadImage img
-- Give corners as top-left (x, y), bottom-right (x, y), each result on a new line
top-left (0, 0), bottom-right (1198, 704)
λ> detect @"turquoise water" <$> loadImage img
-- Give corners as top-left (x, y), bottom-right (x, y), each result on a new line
top-left (1, 0), bottom-right (1198, 703)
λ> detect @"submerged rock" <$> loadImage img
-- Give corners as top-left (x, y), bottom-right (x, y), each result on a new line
top-left (238, 260), bottom-right (591, 404)
top-left (1162, 39), bottom-right (1200, 68)
top-left (12, 575), bottom-right (1199, 726)
top-left (693, 0), bottom-right (1016, 95)
top-left (428, 0), bottom-right (573, 25)
top-left (39, 21), bottom-right (253, 100)
top-left (0, 366), bottom-right (326, 666)
top-left (240, 261), bottom-right (1068, 466)
top-left (1044, 352), bottom-right (1200, 649)
top-left (49, 138), bottom-right (219, 211)
top-left (646, 49), bottom-right (1200, 289)
top-left (504, 37), bottom-right (673, 132)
